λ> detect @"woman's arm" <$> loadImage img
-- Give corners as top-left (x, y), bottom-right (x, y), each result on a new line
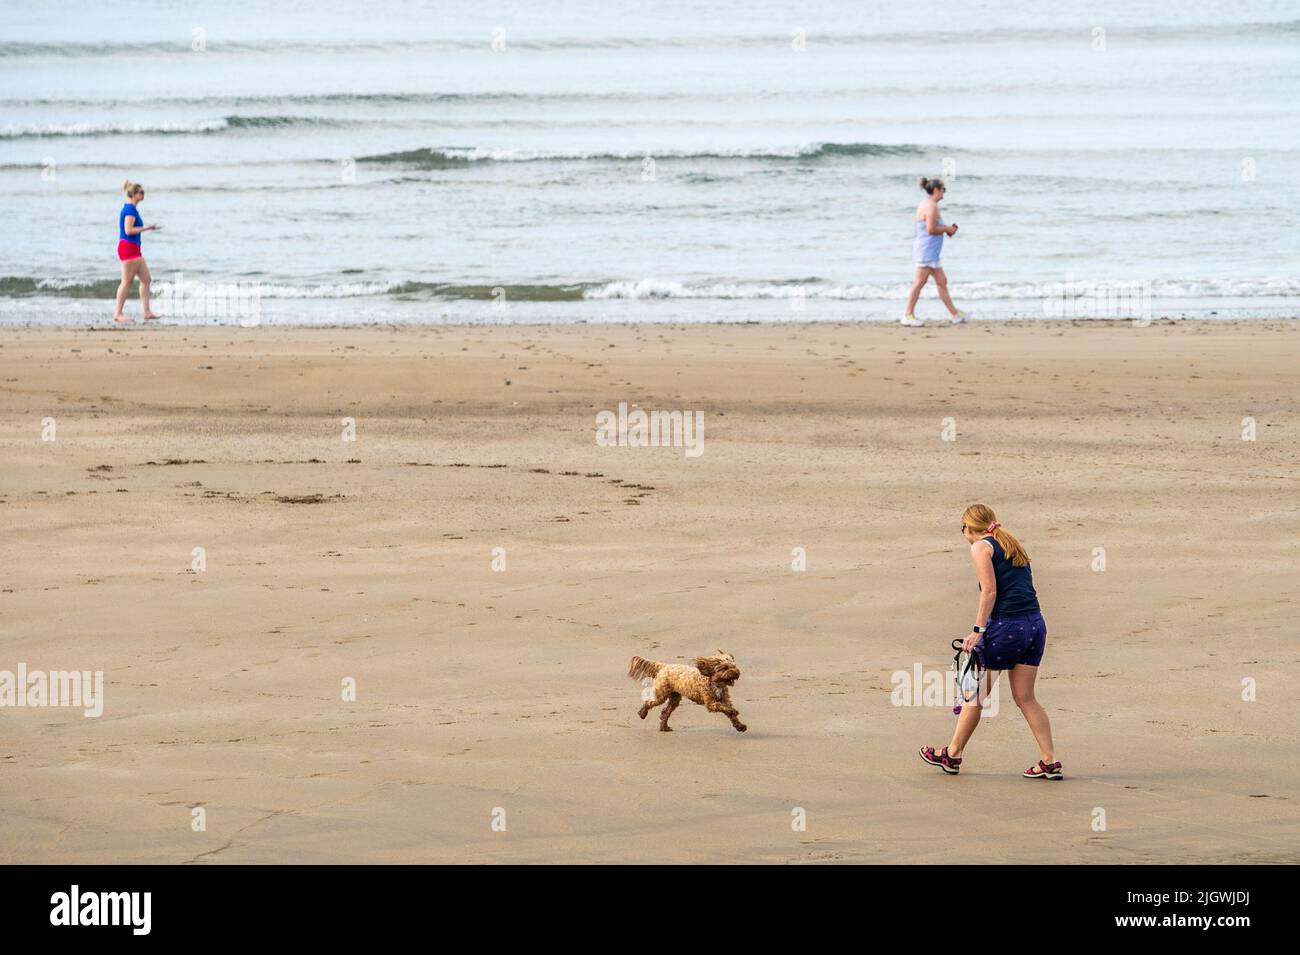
top-left (924, 204), bottom-right (958, 236)
top-left (924, 205), bottom-right (946, 235)
top-left (962, 541), bottom-right (996, 650)
top-left (123, 215), bottom-right (157, 236)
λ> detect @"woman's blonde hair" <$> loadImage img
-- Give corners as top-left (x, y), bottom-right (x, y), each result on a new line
top-left (963, 504), bottom-right (1029, 567)
top-left (123, 179), bottom-right (142, 197)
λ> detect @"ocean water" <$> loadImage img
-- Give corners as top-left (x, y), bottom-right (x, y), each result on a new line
top-left (4, 0), bottom-right (1299, 325)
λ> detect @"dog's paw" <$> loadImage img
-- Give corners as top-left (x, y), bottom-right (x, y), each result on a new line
top-left (734, 723), bottom-right (748, 733)
top-left (659, 723), bottom-right (673, 732)
top-left (638, 706), bottom-right (648, 720)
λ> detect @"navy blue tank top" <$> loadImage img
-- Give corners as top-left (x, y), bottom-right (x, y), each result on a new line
top-left (981, 535), bottom-right (1040, 617)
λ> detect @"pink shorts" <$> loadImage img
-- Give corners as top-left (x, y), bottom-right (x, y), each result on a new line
top-left (117, 240), bottom-right (142, 261)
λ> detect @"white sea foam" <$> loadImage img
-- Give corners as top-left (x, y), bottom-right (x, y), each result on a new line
top-left (0, 119), bottom-right (230, 138)
top-left (583, 278), bottom-right (1300, 301)
top-left (12, 276), bottom-right (1300, 302)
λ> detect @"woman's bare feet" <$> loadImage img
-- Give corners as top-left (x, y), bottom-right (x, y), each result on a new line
top-left (142, 313), bottom-right (161, 321)
top-left (113, 314), bottom-right (131, 324)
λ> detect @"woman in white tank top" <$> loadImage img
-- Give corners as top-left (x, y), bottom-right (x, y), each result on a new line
top-left (902, 177), bottom-right (967, 326)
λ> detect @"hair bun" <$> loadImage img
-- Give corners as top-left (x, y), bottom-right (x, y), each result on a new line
top-left (123, 179), bottom-right (136, 194)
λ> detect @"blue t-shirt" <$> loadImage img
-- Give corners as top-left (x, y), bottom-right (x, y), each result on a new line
top-left (119, 203), bottom-right (142, 245)
top-left (980, 535), bottom-right (1041, 618)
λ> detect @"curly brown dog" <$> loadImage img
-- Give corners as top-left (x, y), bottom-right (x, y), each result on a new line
top-left (629, 649), bottom-right (747, 732)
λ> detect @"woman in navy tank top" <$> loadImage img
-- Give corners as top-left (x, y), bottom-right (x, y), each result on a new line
top-left (920, 504), bottom-right (1063, 779)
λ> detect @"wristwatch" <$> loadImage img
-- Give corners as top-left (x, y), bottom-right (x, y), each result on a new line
top-left (972, 625), bottom-right (987, 634)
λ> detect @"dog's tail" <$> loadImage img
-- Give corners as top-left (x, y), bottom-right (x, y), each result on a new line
top-left (628, 656), bottom-right (661, 681)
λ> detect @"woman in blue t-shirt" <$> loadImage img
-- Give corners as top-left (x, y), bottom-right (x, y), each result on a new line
top-left (114, 179), bottom-right (161, 323)
top-left (919, 504), bottom-right (1063, 779)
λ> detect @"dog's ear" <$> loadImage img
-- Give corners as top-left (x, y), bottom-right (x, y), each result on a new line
top-left (694, 655), bottom-right (717, 677)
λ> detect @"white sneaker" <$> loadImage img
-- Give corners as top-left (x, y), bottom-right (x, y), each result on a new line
top-left (900, 314), bottom-right (924, 327)
top-left (950, 310), bottom-right (969, 324)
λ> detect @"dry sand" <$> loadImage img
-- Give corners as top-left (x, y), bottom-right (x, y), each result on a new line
top-left (1, 319), bottom-right (1296, 863)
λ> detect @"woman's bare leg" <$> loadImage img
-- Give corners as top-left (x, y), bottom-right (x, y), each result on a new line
top-left (1008, 664), bottom-right (1055, 763)
top-left (905, 267), bottom-right (930, 316)
top-left (114, 260), bottom-right (138, 323)
top-left (947, 669), bottom-right (998, 757)
top-left (138, 259), bottom-right (157, 319)
top-left (933, 267), bottom-right (959, 317)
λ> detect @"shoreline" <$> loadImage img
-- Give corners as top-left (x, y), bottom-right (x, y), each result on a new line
top-left (3, 290), bottom-right (1298, 330)
top-left (2, 314), bottom-right (1298, 332)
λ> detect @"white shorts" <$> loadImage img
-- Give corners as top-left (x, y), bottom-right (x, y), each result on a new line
top-left (916, 260), bottom-right (942, 270)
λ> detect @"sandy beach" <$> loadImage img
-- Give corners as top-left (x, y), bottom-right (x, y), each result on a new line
top-left (1, 319), bottom-right (1296, 864)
